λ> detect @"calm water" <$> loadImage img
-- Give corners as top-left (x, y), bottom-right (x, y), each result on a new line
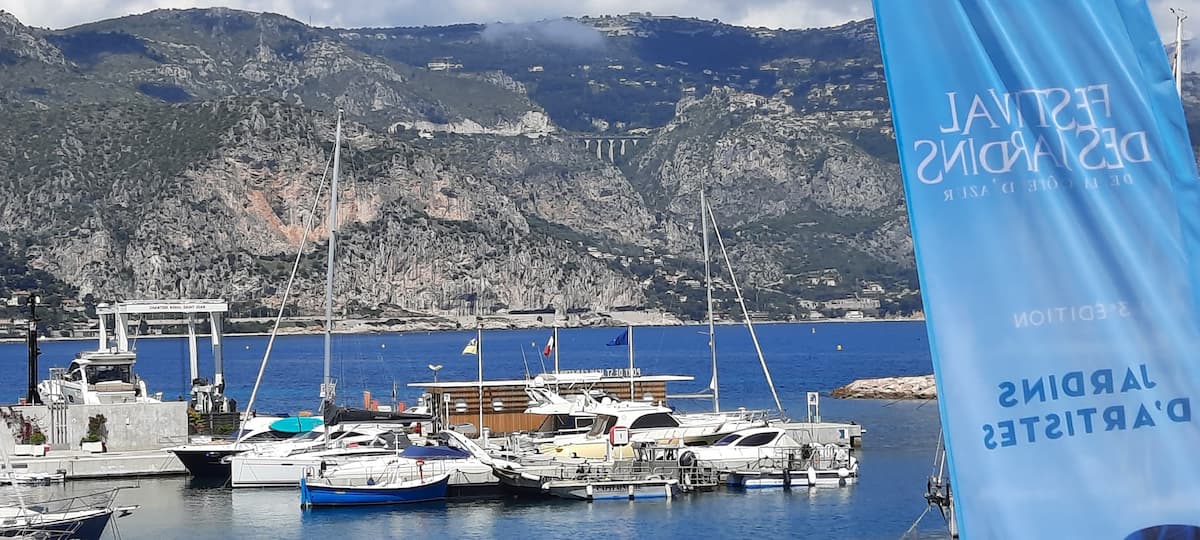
top-left (0, 321), bottom-right (951, 539)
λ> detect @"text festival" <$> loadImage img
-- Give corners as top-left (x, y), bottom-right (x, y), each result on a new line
top-left (913, 84), bottom-right (1152, 184)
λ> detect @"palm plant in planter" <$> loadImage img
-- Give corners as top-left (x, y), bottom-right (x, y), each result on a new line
top-left (81, 414), bottom-right (107, 453)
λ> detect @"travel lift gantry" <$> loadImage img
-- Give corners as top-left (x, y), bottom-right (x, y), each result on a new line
top-left (97, 299), bottom-right (235, 414)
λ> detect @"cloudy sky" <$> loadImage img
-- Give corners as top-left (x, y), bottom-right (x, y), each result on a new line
top-left (2, 0), bottom-right (1197, 38)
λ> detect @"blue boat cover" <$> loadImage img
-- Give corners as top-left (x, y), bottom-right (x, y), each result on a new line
top-left (269, 416), bottom-right (323, 434)
top-left (400, 446), bottom-right (470, 459)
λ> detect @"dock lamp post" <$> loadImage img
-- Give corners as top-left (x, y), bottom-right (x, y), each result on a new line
top-left (26, 295), bottom-right (43, 405)
top-left (428, 364), bottom-right (443, 383)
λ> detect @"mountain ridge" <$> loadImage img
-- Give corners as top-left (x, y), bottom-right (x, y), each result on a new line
top-left (0, 8), bottom-right (959, 326)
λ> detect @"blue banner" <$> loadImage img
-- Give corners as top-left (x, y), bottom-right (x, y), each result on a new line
top-left (874, 1), bottom-right (1200, 537)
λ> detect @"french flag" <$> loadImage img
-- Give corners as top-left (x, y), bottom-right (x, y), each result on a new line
top-left (543, 334), bottom-right (555, 357)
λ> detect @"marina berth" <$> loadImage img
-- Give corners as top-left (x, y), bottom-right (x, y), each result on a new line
top-left (228, 424), bottom-right (412, 488)
top-left (166, 415), bottom-right (300, 479)
top-left (303, 431), bottom-right (503, 499)
top-left (534, 401), bottom-right (763, 459)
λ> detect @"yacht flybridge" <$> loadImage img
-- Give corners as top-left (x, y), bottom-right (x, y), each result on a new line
top-left (38, 350), bottom-right (158, 405)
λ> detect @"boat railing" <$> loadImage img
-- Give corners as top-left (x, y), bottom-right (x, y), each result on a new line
top-left (307, 459), bottom-right (463, 487)
top-left (513, 457), bottom-right (719, 489)
top-left (3, 487), bottom-right (125, 521)
top-left (739, 445), bottom-right (854, 472)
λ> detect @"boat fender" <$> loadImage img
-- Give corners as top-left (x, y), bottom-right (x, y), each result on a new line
top-left (679, 450), bottom-right (697, 468)
top-left (837, 467), bottom-right (849, 478)
top-left (782, 468), bottom-right (792, 489)
top-left (806, 466), bottom-right (817, 487)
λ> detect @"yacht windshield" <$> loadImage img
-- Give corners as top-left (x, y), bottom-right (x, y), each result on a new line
top-left (289, 431), bottom-right (323, 441)
top-left (714, 433), bottom-right (742, 446)
top-left (587, 414), bottom-right (618, 437)
top-left (85, 364), bottom-right (133, 384)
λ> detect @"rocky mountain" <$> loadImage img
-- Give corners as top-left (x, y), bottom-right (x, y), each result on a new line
top-left (0, 8), bottom-right (926, 323)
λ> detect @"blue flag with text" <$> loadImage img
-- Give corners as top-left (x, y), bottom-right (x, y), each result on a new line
top-left (874, 0), bottom-right (1200, 537)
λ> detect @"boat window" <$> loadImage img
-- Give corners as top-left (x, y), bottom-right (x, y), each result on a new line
top-left (85, 364), bottom-right (133, 384)
top-left (630, 413), bottom-right (680, 429)
top-left (330, 431), bottom-right (362, 440)
top-left (587, 415), bottom-right (618, 437)
top-left (233, 430), bottom-right (290, 442)
top-left (574, 417), bottom-right (594, 430)
top-left (290, 431), bottom-right (323, 441)
top-left (714, 433), bottom-right (742, 446)
top-left (736, 432), bottom-right (778, 447)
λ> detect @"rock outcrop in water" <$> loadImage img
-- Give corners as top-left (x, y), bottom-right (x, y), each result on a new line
top-left (832, 375), bottom-right (937, 400)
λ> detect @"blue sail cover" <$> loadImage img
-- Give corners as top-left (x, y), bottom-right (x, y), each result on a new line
top-left (874, 1), bottom-right (1200, 537)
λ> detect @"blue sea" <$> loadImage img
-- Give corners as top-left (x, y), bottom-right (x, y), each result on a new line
top-left (0, 321), bottom-right (950, 539)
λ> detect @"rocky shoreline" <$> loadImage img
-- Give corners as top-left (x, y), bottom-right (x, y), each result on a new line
top-left (831, 375), bottom-right (937, 400)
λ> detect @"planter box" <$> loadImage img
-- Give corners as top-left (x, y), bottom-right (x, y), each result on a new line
top-left (12, 444), bottom-right (33, 456)
top-left (30, 445), bottom-right (46, 457)
top-left (81, 441), bottom-right (106, 454)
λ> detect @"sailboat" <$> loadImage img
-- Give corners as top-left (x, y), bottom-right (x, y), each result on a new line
top-left (666, 185), bottom-right (783, 416)
top-left (671, 186), bottom-right (865, 449)
top-left (227, 110), bottom-right (427, 489)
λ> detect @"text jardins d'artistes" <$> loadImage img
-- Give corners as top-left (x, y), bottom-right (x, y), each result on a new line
top-left (911, 84), bottom-right (1150, 201)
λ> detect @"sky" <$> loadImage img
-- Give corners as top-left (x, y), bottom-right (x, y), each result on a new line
top-left (1, 0), bottom-right (1196, 38)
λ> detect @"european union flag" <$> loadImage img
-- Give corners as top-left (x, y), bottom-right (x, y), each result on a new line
top-left (606, 329), bottom-right (628, 347)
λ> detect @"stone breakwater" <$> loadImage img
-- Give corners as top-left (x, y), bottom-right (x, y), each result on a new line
top-left (831, 375), bottom-right (937, 399)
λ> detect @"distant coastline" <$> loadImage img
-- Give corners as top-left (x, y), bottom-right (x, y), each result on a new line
top-left (1, 312), bottom-right (926, 344)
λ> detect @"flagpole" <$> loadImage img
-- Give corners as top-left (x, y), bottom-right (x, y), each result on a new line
top-left (476, 321), bottom-right (483, 439)
top-left (553, 325), bottom-right (560, 375)
top-left (627, 325), bottom-right (635, 400)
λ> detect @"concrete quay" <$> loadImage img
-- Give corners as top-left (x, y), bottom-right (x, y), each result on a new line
top-left (831, 375), bottom-right (938, 400)
top-left (2, 448), bottom-right (186, 479)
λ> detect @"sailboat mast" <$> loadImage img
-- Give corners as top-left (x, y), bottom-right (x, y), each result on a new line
top-left (1173, 8), bottom-right (1188, 96)
top-left (321, 109), bottom-right (343, 408)
top-left (477, 323), bottom-right (484, 438)
top-left (701, 186), bottom-right (719, 413)
top-left (707, 201), bottom-right (784, 414)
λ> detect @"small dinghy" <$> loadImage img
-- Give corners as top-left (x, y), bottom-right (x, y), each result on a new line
top-left (300, 473), bottom-right (450, 507)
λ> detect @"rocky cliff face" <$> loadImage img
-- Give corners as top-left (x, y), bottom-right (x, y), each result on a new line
top-left (0, 8), bottom-right (925, 320)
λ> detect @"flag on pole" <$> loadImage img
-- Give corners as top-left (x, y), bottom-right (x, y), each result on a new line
top-left (606, 329), bottom-right (628, 347)
top-left (542, 334), bottom-right (555, 357)
top-left (461, 337), bottom-right (477, 355)
top-left (875, 0), bottom-right (1200, 536)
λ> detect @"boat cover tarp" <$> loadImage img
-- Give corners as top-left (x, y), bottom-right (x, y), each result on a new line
top-left (400, 446), bottom-right (471, 459)
top-left (269, 416), bottom-right (323, 434)
top-left (322, 406), bottom-right (432, 427)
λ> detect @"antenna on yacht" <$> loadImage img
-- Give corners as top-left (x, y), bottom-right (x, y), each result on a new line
top-left (1173, 8), bottom-right (1189, 95)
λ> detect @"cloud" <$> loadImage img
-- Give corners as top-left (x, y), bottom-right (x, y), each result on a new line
top-left (481, 19), bottom-right (605, 49)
